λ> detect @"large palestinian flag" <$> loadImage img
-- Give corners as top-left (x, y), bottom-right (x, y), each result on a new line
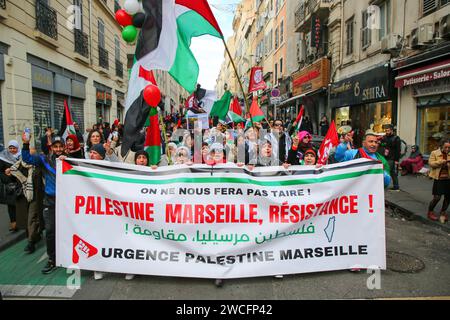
top-left (126, 0), bottom-right (223, 113)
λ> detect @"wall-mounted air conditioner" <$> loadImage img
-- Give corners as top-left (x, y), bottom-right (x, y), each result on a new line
top-left (439, 14), bottom-right (450, 39)
top-left (410, 28), bottom-right (421, 49)
top-left (418, 24), bottom-right (434, 43)
top-left (381, 34), bottom-right (402, 53)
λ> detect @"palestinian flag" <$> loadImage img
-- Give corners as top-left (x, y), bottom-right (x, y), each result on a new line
top-left (294, 105), bottom-right (305, 133)
top-left (185, 85), bottom-right (216, 114)
top-left (144, 107), bottom-right (161, 166)
top-left (127, 0), bottom-right (223, 105)
top-left (210, 90), bottom-right (232, 121)
top-left (228, 97), bottom-right (245, 123)
top-left (121, 66), bottom-right (157, 157)
top-left (249, 96), bottom-right (265, 123)
top-left (60, 100), bottom-right (76, 141)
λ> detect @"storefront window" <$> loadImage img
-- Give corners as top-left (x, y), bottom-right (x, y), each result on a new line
top-left (418, 106), bottom-right (450, 155)
top-left (335, 107), bottom-right (350, 127)
top-left (334, 102), bottom-right (393, 146)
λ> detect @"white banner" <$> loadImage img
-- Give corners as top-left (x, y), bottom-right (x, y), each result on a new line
top-left (56, 159), bottom-right (386, 279)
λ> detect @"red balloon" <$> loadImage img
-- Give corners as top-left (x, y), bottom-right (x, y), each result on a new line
top-left (115, 9), bottom-right (133, 27)
top-left (143, 84), bottom-right (161, 107)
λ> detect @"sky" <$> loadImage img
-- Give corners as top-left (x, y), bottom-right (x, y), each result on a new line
top-left (190, 0), bottom-right (237, 92)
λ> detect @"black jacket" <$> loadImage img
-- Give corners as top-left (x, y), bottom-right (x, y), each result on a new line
top-left (380, 134), bottom-right (401, 162)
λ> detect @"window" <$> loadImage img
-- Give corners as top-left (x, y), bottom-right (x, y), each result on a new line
top-left (422, 0), bottom-right (450, 16)
top-left (274, 63), bottom-right (278, 85)
top-left (98, 19), bottom-right (105, 48)
top-left (275, 27), bottom-right (279, 49)
top-left (379, 0), bottom-right (391, 40)
top-left (280, 58), bottom-right (283, 75)
top-left (115, 36), bottom-right (120, 61)
top-left (280, 21), bottom-right (284, 44)
top-left (73, 0), bottom-right (83, 31)
top-left (346, 18), bottom-right (354, 55)
top-left (361, 10), bottom-right (372, 49)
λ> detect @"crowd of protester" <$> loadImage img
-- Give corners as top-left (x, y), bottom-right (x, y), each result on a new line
top-left (0, 114), bottom-right (448, 284)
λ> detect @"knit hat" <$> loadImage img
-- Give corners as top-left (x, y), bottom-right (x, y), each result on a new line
top-left (298, 131), bottom-right (312, 141)
top-left (90, 144), bottom-right (106, 159)
top-left (304, 149), bottom-right (317, 157)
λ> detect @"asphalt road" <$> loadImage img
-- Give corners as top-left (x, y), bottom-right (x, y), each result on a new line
top-left (71, 208), bottom-right (450, 300)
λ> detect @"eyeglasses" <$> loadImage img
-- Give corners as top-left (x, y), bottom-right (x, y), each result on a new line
top-left (177, 153), bottom-right (187, 157)
top-left (274, 123), bottom-right (283, 127)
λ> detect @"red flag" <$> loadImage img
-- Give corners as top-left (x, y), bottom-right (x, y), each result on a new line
top-left (249, 97), bottom-right (265, 122)
top-left (294, 105), bottom-right (305, 132)
top-left (317, 121), bottom-right (339, 165)
top-left (230, 97), bottom-right (242, 116)
top-left (248, 67), bottom-right (267, 93)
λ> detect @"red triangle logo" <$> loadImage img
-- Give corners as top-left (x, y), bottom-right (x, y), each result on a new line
top-left (62, 160), bottom-right (73, 174)
top-left (72, 235), bottom-right (98, 264)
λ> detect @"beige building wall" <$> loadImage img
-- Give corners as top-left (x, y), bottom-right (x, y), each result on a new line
top-left (0, 0), bottom-right (129, 146)
top-left (395, 1), bottom-right (450, 146)
top-left (262, 0), bottom-right (275, 85)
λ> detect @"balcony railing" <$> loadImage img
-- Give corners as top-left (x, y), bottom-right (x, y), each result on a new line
top-left (295, 0), bottom-right (332, 29)
top-left (115, 59), bottom-right (123, 78)
top-left (1, 0), bottom-right (6, 10)
top-left (36, 0), bottom-right (58, 40)
top-left (74, 29), bottom-right (89, 58)
top-left (99, 46), bottom-right (109, 69)
top-left (295, 3), bottom-right (305, 29)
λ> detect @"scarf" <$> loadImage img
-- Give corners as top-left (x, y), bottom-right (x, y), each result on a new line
top-left (9, 160), bottom-right (34, 202)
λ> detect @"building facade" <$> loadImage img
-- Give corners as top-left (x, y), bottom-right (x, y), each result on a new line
top-left (218, 0), bottom-right (449, 151)
top-left (0, 0), bottom-right (130, 150)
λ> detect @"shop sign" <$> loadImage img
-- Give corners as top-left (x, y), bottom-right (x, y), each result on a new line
top-left (330, 65), bottom-right (391, 108)
top-left (31, 65), bottom-right (53, 91)
top-left (96, 90), bottom-right (112, 105)
top-left (397, 67), bottom-right (450, 88)
top-left (270, 97), bottom-right (281, 105)
top-left (412, 77), bottom-right (450, 97)
top-left (292, 57), bottom-right (330, 96)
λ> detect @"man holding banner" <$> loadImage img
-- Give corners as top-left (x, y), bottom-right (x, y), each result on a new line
top-left (343, 133), bottom-right (391, 188)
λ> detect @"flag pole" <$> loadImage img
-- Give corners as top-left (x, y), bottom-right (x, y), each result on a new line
top-left (221, 38), bottom-right (253, 127)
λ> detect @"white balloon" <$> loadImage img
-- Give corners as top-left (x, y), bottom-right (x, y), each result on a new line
top-left (124, 0), bottom-right (140, 15)
top-left (139, 1), bottom-right (145, 13)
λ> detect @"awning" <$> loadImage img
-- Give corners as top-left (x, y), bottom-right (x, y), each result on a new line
top-left (276, 87), bottom-right (326, 108)
top-left (395, 58), bottom-right (450, 88)
top-left (276, 93), bottom-right (306, 108)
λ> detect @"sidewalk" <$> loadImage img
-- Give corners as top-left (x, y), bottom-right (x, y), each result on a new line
top-left (385, 174), bottom-right (450, 231)
top-left (0, 204), bottom-right (26, 252)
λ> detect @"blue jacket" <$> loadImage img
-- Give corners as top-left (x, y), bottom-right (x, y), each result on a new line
top-left (344, 148), bottom-right (391, 187)
top-left (335, 142), bottom-right (353, 162)
top-left (21, 143), bottom-right (56, 197)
